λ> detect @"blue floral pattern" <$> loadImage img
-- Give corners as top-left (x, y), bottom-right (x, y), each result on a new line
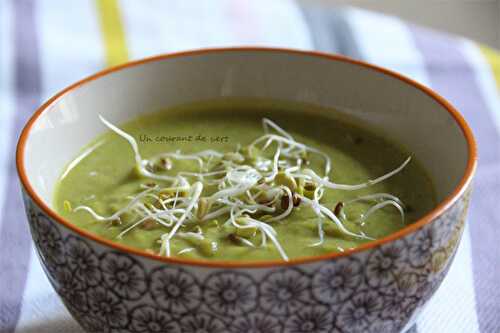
top-left (180, 313), bottom-right (225, 333)
top-left (66, 235), bottom-right (102, 287)
top-left (87, 286), bottom-right (129, 329)
top-left (22, 185), bottom-right (472, 333)
top-left (130, 305), bottom-right (180, 333)
top-left (312, 258), bottom-right (362, 305)
top-left (285, 305), bottom-right (333, 333)
top-left (100, 252), bottom-right (147, 300)
top-left (336, 290), bottom-right (383, 332)
top-left (231, 312), bottom-right (281, 333)
top-left (260, 269), bottom-right (309, 316)
top-left (204, 272), bottom-right (258, 317)
top-left (150, 266), bottom-right (201, 316)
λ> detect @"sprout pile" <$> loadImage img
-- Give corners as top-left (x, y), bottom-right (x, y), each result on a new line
top-left (72, 116), bottom-right (410, 261)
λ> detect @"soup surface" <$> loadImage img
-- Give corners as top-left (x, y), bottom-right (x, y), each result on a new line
top-left (54, 100), bottom-right (436, 261)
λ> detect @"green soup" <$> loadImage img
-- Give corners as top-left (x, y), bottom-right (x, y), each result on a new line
top-left (54, 100), bottom-right (436, 262)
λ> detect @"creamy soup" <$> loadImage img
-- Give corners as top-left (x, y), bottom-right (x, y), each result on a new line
top-left (54, 100), bottom-right (436, 262)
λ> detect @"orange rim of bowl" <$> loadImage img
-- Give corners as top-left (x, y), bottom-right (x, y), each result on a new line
top-left (16, 47), bottom-right (477, 268)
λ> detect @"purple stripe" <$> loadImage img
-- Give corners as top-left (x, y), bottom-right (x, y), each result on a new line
top-left (467, 166), bottom-right (500, 332)
top-left (409, 25), bottom-right (500, 332)
top-left (298, 4), bottom-right (362, 59)
top-left (409, 26), bottom-right (500, 165)
top-left (0, 0), bottom-right (40, 331)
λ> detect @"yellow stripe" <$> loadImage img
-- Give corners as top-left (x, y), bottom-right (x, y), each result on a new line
top-left (480, 45), bottom-right (500, 91)
top-left (95, 0), bottom-right (128, 67)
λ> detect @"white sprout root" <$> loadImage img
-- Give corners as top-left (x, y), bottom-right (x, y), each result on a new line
top-left (71, 116), bottom-right (412, 261)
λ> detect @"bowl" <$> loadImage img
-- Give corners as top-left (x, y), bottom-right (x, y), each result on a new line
top-left (17, 48), bottom-right (476, 333)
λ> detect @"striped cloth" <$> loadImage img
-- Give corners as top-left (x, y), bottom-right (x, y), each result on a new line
top-left (1, 1), bottom-right (499, 332)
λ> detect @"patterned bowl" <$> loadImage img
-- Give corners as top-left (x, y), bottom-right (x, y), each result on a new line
top-left (17, 48), bottom-right (476, 333)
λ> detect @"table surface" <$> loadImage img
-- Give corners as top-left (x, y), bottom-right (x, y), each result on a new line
top-left (0, 1), bottom-right (499, 332)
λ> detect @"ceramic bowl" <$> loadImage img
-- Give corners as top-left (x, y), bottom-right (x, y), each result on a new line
top-left (17, 48), bottom-right (476, 333)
